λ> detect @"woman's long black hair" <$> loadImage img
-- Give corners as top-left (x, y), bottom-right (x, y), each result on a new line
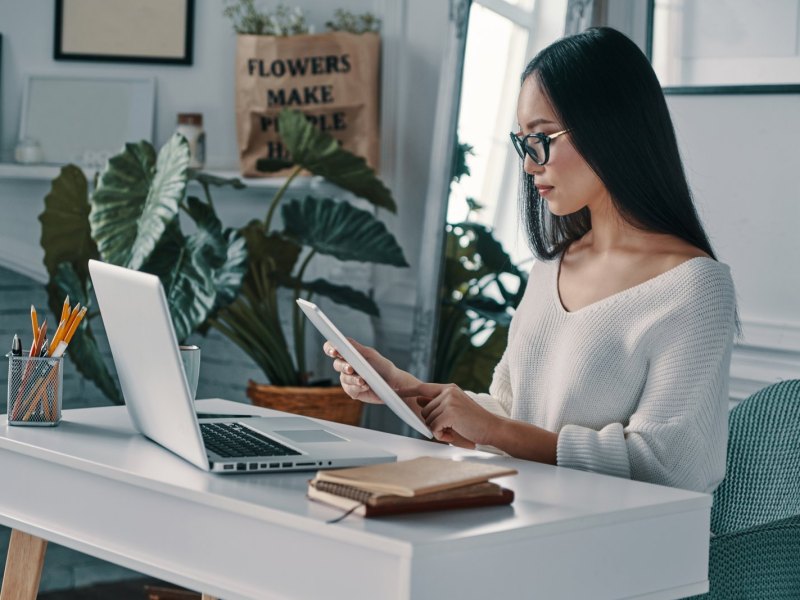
top-left (519, 27), bottom-right (716, 262)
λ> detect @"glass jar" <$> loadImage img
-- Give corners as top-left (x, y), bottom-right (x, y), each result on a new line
top-left (176, 113), bottom-right (205, 169)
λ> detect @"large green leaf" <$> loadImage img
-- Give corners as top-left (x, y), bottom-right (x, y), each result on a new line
top-left (39, 165), bottom-right (98, 283)
top-left (188, 170), bottom-right (246, 190)
top-left (50, 263), bottom-right (122, 404)
top-left (141, 220), bottom-right (211, 343)
top-left (241, 221), bottom-right (301, 278)
top-left (450, 222), bottom-right (523, 280)
top-left (294, 279), bottom-right (379, 316)
top-left (281, 197), bottom-right (408, 267)
top-left (183, 196), bottom-right (248, 307)
top-left (256, 109), bottom-right (396, 212)
top-left (90, 135), bottom-right (190, 270)
top-left (214, 229), bottom-right (249, 306)
top-left (142, 199), bottom-right (247, 342)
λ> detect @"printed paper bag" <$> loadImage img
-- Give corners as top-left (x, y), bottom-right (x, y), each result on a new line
top-left (235, 31), bottom-right (380, 177)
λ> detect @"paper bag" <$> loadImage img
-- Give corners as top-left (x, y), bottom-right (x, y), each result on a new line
top-left (235, 31), bottom-right (380, 177)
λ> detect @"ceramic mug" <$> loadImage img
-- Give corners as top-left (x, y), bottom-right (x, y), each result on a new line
top-left (179, 345), bottom-right (201, 399)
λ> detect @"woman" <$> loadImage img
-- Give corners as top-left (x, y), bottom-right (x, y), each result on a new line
top-left (324, 27), bottom-right (737, 493)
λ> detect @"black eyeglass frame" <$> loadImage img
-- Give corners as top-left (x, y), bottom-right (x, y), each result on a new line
top-left (509, 129), bottom-right (570, 165)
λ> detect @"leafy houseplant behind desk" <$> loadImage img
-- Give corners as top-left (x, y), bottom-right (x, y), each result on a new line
top-left (216, 109), bottom-right (408, 425)
top-left (38, 109), bottom-right (407, 426)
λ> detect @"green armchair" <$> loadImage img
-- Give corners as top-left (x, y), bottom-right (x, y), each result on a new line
top-left (687, 379), bottom-right (800, 599)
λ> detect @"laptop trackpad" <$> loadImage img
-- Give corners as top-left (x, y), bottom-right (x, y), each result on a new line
top-left (275, 429), bottom-right (347, 443)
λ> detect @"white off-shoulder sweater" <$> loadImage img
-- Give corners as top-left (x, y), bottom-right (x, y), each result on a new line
top-left (468, 253), bottom-right (737, 493)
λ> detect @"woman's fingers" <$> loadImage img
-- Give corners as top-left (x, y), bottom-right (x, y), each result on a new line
top-left (396, 382), bottom-right (451, 400)
top-left (333, 357), bottom-right (356, 375)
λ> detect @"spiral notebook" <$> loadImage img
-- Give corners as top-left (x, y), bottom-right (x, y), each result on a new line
top-left (308, 479), bottom-right (514, 518)
top-left (308, 456), bottom-right (516, 520)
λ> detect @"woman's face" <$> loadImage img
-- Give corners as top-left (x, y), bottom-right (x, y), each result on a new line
top-left (516, 75), bottom-right (609, 217)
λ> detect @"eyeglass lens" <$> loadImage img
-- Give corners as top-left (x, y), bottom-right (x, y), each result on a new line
top-left (512, 134), bottom-right (546, 165)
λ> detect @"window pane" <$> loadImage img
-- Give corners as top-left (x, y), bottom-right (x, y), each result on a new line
top-left (447, 4), bottom-right (529, 231)
top-left (501, 0), bottom-right (536, 11)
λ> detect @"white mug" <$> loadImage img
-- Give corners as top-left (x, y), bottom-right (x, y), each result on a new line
top-left (179, 345), bottom-right (201, 399)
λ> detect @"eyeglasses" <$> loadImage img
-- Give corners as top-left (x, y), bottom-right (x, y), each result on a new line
top-left (509, 129), bottom-right (570, 166)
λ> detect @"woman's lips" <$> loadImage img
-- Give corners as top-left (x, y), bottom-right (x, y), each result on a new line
top-left (536, 185), bottom-right (554, 196)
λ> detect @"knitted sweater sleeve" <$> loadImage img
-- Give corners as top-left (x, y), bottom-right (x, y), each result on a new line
top-left (465, 348), bottom-right (513, 418)
top-left (556, 270), bottom-right (736, 493)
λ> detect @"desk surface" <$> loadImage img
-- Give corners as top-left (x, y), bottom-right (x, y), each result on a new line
top-left (0, 400), bottom-right (711, 600)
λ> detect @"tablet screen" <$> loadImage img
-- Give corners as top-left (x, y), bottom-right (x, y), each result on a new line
top-left (296, 299), bottom-right (432, 438)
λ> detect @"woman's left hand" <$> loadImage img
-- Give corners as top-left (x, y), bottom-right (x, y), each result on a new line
top-left (397, 382), bottom-right (498, 447)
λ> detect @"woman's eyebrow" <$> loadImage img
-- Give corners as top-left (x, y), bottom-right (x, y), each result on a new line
top-left (524, 118), bottom-right (555, 128)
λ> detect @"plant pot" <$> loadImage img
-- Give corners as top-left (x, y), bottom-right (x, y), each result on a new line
top-left (246, 381), bottom-right (363, 426)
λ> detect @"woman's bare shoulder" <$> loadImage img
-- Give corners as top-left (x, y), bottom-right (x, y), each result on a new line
top-left (658, 240), bottom-right (712, 270)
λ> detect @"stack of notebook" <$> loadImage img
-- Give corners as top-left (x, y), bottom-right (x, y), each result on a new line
top-left (308, 456), bottom-right (517, 519)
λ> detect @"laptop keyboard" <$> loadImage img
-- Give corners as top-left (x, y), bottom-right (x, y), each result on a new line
top-left (200, 422), bottom-right (301, 458)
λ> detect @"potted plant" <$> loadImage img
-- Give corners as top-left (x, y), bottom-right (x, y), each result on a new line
top-left (434, 220), bottom-right (527, 391)
top-left (432, 139), bottom-right (528, 391)
top-left (38, 109), bottom-right (407, 426)
top-left (226, 1), bottom-right (382, 177)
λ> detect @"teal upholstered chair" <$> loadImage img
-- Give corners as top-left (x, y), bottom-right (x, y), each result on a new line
top-left (687, 379), bottom-right (800, 599)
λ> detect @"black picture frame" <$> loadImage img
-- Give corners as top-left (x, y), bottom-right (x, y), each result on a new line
top-left (646, 0), bottom-right (800, 95)
top-left (54, 0), bottom-right (194, 65)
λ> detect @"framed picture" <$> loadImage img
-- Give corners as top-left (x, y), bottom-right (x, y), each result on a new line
top-left (647, 0), bottom-right (800, 94)
top-left (19, 74), bottom-right (155, 165)
top-left (54, 0), bottom-right (194, 65)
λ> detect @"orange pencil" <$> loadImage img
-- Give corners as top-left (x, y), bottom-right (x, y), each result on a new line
top-left (63, 306), bottom-right (87, 346)
top-left (47, 320), bottom-right (67, 357)
top-left (63, 303), bottom-right (81, 334)
top-left (60, 295), bottom-right (70, 324)
top-left (30, 305), bottom-right (39, 343)
top-left (49, 300), bottom-right (77, 354)
top-left (33, 320), bottom-right (47, 356)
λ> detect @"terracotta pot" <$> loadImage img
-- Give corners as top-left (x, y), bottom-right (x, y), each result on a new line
top-left (246, 381), bottom-right (363, 426)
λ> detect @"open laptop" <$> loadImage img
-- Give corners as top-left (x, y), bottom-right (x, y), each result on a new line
top-left (88, 259), bottom-right (396, 474)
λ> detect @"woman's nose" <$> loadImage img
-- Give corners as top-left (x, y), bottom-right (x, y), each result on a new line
top-left (523, 155), bottom-right (543, 177)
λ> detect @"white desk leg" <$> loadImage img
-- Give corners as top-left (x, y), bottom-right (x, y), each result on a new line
top-left (0, 529), bottom-right (47, 600)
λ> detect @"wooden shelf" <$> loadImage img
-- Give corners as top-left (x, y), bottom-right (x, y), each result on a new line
top-left (0, 162), bottom-right (92, 181)
top-left (0, 163), bottom-right (331, 193)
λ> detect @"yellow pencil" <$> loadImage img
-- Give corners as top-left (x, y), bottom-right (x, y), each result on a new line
top-left (60, 295), bottom-right (70, 324)
top-left (30, 305), bottom-right (39, 343)
top-left (33, 320), bottom-right (47, 356)
top-left (63, 302), bottom-right (81, 334)
top-left (47, 320), bottom-right (67, 357)
top-left (63, 306), bottom-right (87, 346)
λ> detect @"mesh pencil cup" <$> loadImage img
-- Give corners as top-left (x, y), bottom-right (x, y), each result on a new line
top-left (6, 352), bottom-right (63, 426)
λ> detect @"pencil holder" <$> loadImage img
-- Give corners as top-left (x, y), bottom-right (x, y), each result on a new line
top-left (6, 352), bottom-right (63, 426)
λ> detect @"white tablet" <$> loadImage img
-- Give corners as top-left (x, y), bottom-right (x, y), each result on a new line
top-left (297, 299), bottom-right (433, 438)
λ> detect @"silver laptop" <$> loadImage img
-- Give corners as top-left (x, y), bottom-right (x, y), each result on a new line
top-left (88, 259), bottom-right (396, 473)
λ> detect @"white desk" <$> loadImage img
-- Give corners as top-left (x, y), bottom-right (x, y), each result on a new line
top-left (0, 399), bottom-right (710, 599)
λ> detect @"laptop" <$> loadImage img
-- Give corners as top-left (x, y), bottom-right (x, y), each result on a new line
top-left (88, 259), bottom-right (396, 473)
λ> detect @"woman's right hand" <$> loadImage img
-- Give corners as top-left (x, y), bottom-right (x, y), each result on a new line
top-left (324, 339), bottom-right (418, 405)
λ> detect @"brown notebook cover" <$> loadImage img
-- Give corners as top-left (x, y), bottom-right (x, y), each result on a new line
top-left (312, 456), bottom-right (518, 497)
top-left (308, 480), bottom-right (514, 518)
